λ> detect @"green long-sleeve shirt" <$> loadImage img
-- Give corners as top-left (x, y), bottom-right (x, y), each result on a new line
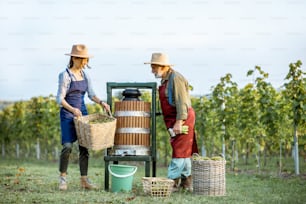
top-left (161, 70), bottom-right (191, 120)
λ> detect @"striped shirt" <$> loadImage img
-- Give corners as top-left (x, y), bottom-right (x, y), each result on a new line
top-left (56, 68), bottom-right (96, 105)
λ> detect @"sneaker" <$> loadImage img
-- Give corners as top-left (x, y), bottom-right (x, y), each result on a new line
top-left (59, 176), bottom-right (67, 191)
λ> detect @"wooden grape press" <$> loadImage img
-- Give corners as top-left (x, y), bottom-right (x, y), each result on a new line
top-left (104, 82), bottom-right (157, 191)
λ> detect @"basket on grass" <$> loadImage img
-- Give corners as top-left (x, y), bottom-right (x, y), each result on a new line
top-left (192, 154), bottom-right (226, 196)
top-left (74, 113), bottom-right (117, 151)
top-left (142, 177), bottom-right (174, 197)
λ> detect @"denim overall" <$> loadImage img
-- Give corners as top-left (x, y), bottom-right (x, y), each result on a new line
top-left (60, 69), bottom-right (88, 144)
top-left (59, 69), bottom-right (89, 176)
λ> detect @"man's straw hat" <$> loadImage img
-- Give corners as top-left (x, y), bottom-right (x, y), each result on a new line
top-left (65, 44), bottom-right (93, 58)
top-left (144, 53), bottom-right (173, 66)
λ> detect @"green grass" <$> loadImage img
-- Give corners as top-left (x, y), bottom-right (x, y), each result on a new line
top-left (0, 158), bottom-right (305, 204)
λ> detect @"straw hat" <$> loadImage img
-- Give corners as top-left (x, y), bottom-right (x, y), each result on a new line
top-left (144, 53), bottom-right (173, 66)
top-left (65, 44), bottom-right (93, 58)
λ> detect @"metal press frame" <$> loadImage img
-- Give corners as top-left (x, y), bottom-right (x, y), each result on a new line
top-left (104, 82), bottom-right (157, 191)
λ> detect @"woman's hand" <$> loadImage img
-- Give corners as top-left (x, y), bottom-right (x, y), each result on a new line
top-left (72, 108), bottom-right (82, 117)
top-left (100, 101), bottom-right (111, 114)
top-left (61, 99), bottom-right (82, 117)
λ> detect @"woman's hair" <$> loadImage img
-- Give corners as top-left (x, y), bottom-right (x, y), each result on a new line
top-left (67, 57), bottom-right (73, 68)
top-left (67, 57), bottom-right (91, 69)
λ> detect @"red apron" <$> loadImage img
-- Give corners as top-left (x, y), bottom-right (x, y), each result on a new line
top-left (159, 81), bottom-right (198, 158)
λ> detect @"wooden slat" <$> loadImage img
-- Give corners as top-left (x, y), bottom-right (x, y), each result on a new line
top-left (114, 101), bottom-right (151, 146)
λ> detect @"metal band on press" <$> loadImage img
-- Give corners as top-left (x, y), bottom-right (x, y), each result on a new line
top-left (116, 128), bottom-right (150, 134)
top-left (114, 111), bottom-right (151, 117)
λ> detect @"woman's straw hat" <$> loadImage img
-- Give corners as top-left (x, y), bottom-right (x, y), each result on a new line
top-left (65, 44), bottom-right (93, 58)
top-left (144, 53), bottom-right (173, 66)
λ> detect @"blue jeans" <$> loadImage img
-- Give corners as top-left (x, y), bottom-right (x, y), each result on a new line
top-left (167, 158), bottom-right (191, 179)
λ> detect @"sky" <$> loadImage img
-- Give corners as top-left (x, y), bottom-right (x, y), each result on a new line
top-left (0, 0), bottom-right (305, 102)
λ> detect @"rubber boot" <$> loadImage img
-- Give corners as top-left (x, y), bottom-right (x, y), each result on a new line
top-left (80, 176), bottom-right (97, 190)
top-left (172, 178), bottom-right (180, 192)
top-left (181, 176), bottom-right (193, 192)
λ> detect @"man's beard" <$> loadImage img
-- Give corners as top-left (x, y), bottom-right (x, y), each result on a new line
top-left (154, 71), bottom-right (163, 78)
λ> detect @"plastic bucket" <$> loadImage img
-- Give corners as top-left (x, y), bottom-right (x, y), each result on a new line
top-left (108, 164), bottom-right (138, 192)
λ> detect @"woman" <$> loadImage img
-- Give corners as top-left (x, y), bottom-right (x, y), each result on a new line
top-left (145, 53), bottom-right (198, 192)
top-left (56, 44), bottom-right (110, 191)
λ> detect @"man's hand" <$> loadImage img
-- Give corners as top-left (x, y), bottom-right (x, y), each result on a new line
top-left (173, 120), bottom-right (184, 135)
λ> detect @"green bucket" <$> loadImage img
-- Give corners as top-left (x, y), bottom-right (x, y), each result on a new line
top-left (108, 164), bottom-right (138, 192)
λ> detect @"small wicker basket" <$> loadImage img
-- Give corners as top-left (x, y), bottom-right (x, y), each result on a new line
top-left (142, 177), bottom-right (174, 197)
top-left (74, 113), bottom-right (117, 151)
top-left (192, 155), bottom-right (226, 196)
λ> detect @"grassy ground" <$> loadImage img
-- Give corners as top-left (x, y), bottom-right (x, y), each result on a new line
top-left (0, 158), bottom-right (305, 204)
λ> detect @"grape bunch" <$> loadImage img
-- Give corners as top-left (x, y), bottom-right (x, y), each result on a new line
top-left (192, 155), bottom-right (224, 161)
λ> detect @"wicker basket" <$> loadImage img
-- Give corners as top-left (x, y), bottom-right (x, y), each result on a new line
top-left (142, 177), bottom-right (174, 197)
top-left (192, 156), bottom-right (226, 196)
top-left (74, 113), bottom-right (117, 151)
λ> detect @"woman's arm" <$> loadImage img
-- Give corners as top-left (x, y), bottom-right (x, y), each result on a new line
top-left (56, 71), bottom-right (69, 105)
top-left (56, 71), bottom-right (82, 117)
top-left (91, 96), bottom-right (111, 113)
top-left (61, 98), bottom-right (82, 117)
